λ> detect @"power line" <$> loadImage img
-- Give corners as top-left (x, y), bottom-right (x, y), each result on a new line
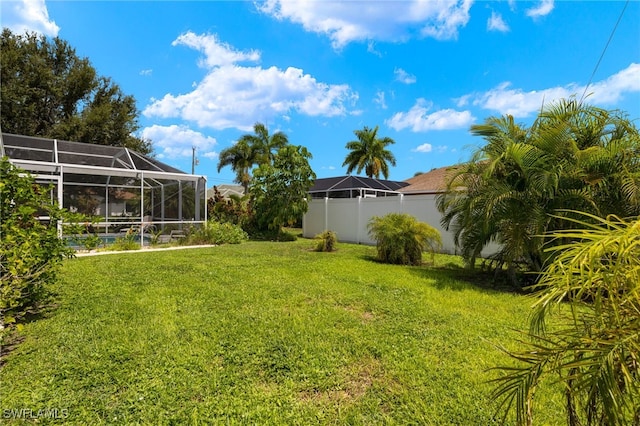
top-left (579, 0), bottom-right (630, 105)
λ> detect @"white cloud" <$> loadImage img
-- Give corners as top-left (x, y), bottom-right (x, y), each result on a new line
top-left (258, 0), bottom-right (473, 49)
top-left (487, 11), bottom-right (509, 32)
top-left (413, 143), bottom-right (432, 153)
top-left (386, 99), bottom-right (475, 132)
top-left (585, 63), bottom-right (640, 105)
top-left (374, 91), bottom-right (387, 109)
top-left (469, 63), bottom-right (640, 117)
top-left (526, 0), bottom-right (554, 18)
top-left (141, 124), bottom-right (217, 159)
top-left (411, 143), bottom-right (450, 153)
top-left (172, 31), bottom-right (260, 68)
top-left (2, 0), bottom-right (59, 36)
top-left (144, 32), bottom-right (357, 131)
top-left (394, 68), bottom-right (417, 84)
top-left (139, 69), bottom-right (153, 76)
top-left (367, 41), bottom-right (383, 57)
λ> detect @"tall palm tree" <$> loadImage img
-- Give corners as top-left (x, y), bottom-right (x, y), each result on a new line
top-left (238, 122), bottom-right (289, 166)
top-left (343, 125), bottom-right (396, 179)
top-left (216, 140), bottom-right (257, 194)
top-left (217, 123), bottom-right (290, 193)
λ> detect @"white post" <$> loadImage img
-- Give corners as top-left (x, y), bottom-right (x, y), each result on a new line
top-left (324, 197), bottom-right (328, 232)
top-left (140, 173), bottom-right (144, 248)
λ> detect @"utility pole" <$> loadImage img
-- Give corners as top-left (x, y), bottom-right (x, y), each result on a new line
top-left (191, 146), bottom-right (199, 174)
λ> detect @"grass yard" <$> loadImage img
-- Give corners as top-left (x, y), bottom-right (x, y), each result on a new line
top-left (0, 240), bottom-right (564, 424)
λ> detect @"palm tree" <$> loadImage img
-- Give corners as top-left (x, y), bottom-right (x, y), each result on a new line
top-left (437, 99), bottom-right (640, 275)
top-left (217, 122), bottom-right (290, 193)
top-left (343, 125), bottom-right (396, 179)
top-left (238, 122), bottom-right (289, 166)
top-left (216, 140), bottom-right (258, 193)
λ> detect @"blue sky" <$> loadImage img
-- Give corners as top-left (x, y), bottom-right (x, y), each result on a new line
top-left (3, 0), bottom-right (639, 186)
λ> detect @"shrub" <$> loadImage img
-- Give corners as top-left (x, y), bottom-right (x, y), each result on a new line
top-left (186, 221), bottom-right (248, 245)
top-left (0, 158), bottom-right (74, 341)
top-left (367, 213), bottom-right (442, 265)
top-left (315, 230), bottom-right (337, 252)
top-left (491, 212), bottom-right (640, 425)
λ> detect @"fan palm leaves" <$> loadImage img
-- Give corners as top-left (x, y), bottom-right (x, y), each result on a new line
top-left (437, 99), bottom-right (640, 274)
top-left (217, 140), bottom-right (258, 193)
top-left (343, 125), bottom-right (396, 179)
top-left (491, 213), bottom-right (640, 425)
top-left (217, 122), bottom-right (290, 192)
top-left (238, 122), bottom-right (289, 166)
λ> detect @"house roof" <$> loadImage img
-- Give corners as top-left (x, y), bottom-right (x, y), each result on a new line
top-left (400, 165), bottom-right (460, 193)
top-left (309, 175), bottom-right (409, 193)
top-left (206, 184), bottom-right (244, 199)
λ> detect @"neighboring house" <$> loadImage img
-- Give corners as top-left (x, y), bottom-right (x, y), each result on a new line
top-left (303, 167), bottom-right (495, 256)
top-left (399, 166), bottom-right (460, 194)
top-left (309, 175), bottom-right (409, 199)
top-left (206, 184), bottom-right (245, 200)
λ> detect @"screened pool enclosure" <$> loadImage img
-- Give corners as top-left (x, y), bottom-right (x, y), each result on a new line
top-left (1, 133), bottom-right (207, 246)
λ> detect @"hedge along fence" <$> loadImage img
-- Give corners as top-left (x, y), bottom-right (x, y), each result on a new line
top-left (0, 158), bottom-right (74, 343)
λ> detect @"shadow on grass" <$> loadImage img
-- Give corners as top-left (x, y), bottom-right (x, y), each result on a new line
top-left (409, 265), bottom-right (526, 295)
top-left (0, 293), bottom-right (60, 367)
top-left (359, 252), bottom-right (528, 295)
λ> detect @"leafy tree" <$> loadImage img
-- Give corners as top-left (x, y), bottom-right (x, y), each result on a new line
top-left (0, 29), bottom-right (151, 154)
top-left (250, 145), bottom-right (316, 233)
top-left (367, 213), bottom-right (442, 265)
top-left (0, 158), bottom-right (74, 343)
top-left (343, 125), bottom-right (397, 179)
top-left (491, 212), bottom-right (640, 426)
top-left (437, 99), bottom-right (640, 275)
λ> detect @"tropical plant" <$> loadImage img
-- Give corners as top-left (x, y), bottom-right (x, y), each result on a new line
top-left (239, 122), bottom-right (289, 166)
top-left (217, 140), bottom-right (258, 194)
top-left (207, 187), bottom-right (253, 228)
top-left (367, 213), bottom-right (442, 265)
top-left (437, 99), bottom-right (640, 276)
top-left (0, 158), bottom-right (74, 343)
top-left (185, 221), bottom-right (248, 245)
top-left (217, 123), bottom-right (289, 192)
top-left (251, 145), bottom-right (316, 233)
top-left (491, 212), bottom-right (640, 426)
top-left (343, 125), bottom-right (397, 179)
top-left (315, 230), bottom-right (337, 252)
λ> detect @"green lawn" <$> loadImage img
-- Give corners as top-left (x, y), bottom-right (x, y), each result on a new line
top-left (0, 240), bottom-right (564, 424)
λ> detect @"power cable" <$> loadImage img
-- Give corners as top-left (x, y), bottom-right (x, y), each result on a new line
top-left (579, 0), bottom-right (630, 105)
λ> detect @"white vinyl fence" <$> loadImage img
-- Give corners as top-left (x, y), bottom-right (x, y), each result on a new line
top-left (303, 194), bottom-right (499, 256)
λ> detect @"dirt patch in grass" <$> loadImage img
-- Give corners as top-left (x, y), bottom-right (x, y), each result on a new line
top-left (298, 357), bottom-right (382, 404)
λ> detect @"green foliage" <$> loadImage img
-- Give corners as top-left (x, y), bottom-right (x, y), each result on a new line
top-left (109, 235), bottom-right (141, 251)
top-left (251, 145), bottom-right (316, 233)
top-left (207, 187), bottom-right (253, 229)
top-left (343, 125), bottom-right (397, 179)
top-left (491, 212), bottom-right (640, 425)
top-left (367, 213), bottom-right (442, 265)
top-left (437, 99), bottom-right (640, 275)
top-left (315, 230), bottom-right (338, 252)
top-left (0, 29), bottom-right (150, 154)
top-left (0, 158), bottom-right (73, 341)
top-left (185, 221), bottom-right (248, 245)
